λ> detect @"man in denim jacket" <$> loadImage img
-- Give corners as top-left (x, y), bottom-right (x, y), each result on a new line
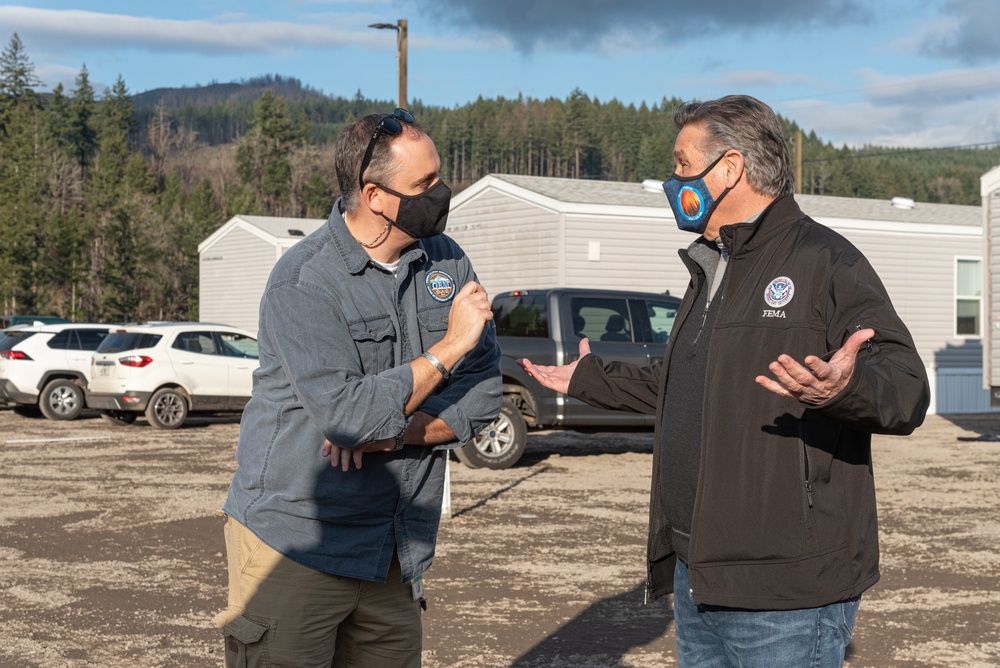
top-left (215, 109), bottom-right (502, 667)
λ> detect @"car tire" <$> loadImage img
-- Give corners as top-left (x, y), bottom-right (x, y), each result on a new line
top-left (39, 379), bottom-right (84, 421)
top-left (455, 400), bottom-right (527, 470)
top-left (100, 410), bottom-right (138, 426)
top-left (145, 389), bottom-right (188, 429)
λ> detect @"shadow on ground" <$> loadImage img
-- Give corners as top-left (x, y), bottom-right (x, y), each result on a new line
top-left (509, 582), bottom-right (673, 668)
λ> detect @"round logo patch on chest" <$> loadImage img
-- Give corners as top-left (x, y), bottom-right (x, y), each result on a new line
top-left (764, 276), bottom-right (795, 308)
top-left (426, 270), bottom-right (456, 302)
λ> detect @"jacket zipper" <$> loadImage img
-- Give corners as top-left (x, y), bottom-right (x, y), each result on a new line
top-left (800, 439), bottom-right (813, 526)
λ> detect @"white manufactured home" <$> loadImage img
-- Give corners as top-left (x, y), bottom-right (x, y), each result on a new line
top-left (445, 174), bottom-right (990, 415)
top-left (980, 165), bottom-right (1000, 403)
top-left (198, 215), bottom-right (325, 334)
top-left (199, 173), bottom-right (997, 414)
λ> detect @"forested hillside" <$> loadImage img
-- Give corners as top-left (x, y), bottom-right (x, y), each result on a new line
top-left (1, 33), bottom-right (998, 322)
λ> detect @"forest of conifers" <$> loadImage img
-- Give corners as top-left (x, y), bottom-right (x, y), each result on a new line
top-left (2, 33), bottom-right (999, 322)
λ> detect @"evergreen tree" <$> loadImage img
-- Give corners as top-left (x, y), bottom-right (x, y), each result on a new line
top-left (69, 65), bottom-right (98, 172)
top-left (236, 90), bottom-right (296, 215)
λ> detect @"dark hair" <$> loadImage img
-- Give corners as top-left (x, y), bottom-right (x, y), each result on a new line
top-left (335, 113), bottom-right (425, 212)
top-left (672, 95), bottom-right (794, 197)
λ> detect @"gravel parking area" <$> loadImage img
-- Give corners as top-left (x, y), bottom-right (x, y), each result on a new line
top-left (0, 408), bottom-right (998, 667)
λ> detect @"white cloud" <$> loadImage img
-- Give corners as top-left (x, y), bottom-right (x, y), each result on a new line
top-left (0, 5), bottom-right (386, 55)
top-left (859, 66), bottom-right (1000, 106)
top-left (784, 96), bottom-right (1000, 148)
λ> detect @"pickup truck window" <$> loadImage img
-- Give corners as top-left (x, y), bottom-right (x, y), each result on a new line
top-left (644, 301), bottom-right (678, 344)
top-left (571, 297), bottom-right (632, 342)
top-left (493, 295), bottom-right (549, 338)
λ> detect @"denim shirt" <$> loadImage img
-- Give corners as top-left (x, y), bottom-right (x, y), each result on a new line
top-left (223, 199), bottom-right (502, 583)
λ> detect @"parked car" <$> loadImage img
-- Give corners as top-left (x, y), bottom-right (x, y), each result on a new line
top-left (0, 322), bottom-right (112, 419)
top-left (86, 322), bottom-right (259, 429)
top-left (458, 288), bottom-right (682, 470)
top-left (0, 314), bottom-right (70, 328)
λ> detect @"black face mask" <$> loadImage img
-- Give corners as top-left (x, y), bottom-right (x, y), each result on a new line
top-left (377, 180), bottom-right (452, 239)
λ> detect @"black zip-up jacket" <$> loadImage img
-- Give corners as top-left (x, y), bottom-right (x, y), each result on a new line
top-left (568, 195), bottom-right (929, 610)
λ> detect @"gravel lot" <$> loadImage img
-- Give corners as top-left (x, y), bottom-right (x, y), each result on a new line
top-left (0, 407), bottom-right (998, 667)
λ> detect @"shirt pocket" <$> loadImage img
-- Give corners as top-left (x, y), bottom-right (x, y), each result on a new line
top-left (348, 315), bottom-right (395, 371)
top-left (417, 305), bottom-right (451, 348)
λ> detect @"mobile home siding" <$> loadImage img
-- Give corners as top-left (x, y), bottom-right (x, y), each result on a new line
top-left (989, 188), bottom-right (1000, 388)
top-left (562, 213), bottom-right (691, 294)
top-left (199, 226), bottom-right (277, 334)
top-left (448, 189), bottom-right (561, 296)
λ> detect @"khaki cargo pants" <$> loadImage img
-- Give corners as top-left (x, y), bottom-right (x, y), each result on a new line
top-left (213, 515), bottom-right (422, 668)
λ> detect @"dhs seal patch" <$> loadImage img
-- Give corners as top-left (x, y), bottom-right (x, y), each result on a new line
top-left (426, 270), bottom-right (456, 302)
top-left (764, 276), bottom-right (794, 308)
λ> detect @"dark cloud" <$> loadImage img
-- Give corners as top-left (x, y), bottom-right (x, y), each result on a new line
top-left (921, 0), bottom-right (1000, 64)
top-left (411, 0), bottom-right (868, 52)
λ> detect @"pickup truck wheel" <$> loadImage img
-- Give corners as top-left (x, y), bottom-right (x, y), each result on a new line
top-left (456, 401), bottom-right (527, 470)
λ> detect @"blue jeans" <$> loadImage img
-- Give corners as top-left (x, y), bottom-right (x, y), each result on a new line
top-left (673, 560), bottom-right (859, 668)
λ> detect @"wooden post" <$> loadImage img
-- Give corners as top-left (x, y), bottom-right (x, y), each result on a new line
top-left (397, 19), bottom-right (408, 109)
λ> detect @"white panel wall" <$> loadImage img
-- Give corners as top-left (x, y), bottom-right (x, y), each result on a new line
top-left (989, 189), bottom-right (1000, 386)
top-left (446, 190), bottom-right (562, 297)
top-left (199, 226), bottom-right (278, 335)
top-left (562, 213), bottom-right (693, 297)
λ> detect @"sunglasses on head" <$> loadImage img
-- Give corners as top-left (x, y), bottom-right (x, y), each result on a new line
top-left (357, 108), bottom-right (416, 190)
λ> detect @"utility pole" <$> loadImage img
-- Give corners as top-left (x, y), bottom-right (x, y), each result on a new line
top-left (369, 19), bottom-right (408, 108)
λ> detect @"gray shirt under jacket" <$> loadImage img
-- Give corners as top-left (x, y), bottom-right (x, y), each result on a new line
top-left (223, 198), bottom-right (502, 584)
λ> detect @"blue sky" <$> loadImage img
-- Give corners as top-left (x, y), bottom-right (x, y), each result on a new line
top-left (2, 0), bottom-right (1000, 148)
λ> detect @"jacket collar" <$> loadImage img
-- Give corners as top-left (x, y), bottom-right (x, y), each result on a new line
top-left (718, 194), bottom-right (804, 255)
top-left (329, 197), bottom-right (428, 275)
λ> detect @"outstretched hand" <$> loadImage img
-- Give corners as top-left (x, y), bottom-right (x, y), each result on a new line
top-left (755, 328), bottom-right (874, 405)
top-left (517, 338), bottom-right (592, 395)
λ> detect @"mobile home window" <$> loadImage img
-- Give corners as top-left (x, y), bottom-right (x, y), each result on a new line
top-left (956, 258), bottom-right (982, 337)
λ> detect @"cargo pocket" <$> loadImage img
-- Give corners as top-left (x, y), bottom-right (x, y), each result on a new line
top-left (220, 614), bottom-right (270, 668)
top-left (348, 315), bottom-right (395, 371)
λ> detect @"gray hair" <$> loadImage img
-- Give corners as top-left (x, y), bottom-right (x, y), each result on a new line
top-left (335, 113), bottom-right (425, 212)
top-left (672, 95), bottom-right (794, 198)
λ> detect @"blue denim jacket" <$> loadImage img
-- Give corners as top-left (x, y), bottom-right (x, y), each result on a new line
top-left (223, 200), bottom-right (502, 583)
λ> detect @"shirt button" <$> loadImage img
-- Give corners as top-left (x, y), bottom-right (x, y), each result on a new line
top-left (403, 473), bottom-right (410, 481)
top-left (396, 515), bottom-right (403, 523)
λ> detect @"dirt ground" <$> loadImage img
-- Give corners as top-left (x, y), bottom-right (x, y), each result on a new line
top-left (0, 407), bottom-right (998, 668)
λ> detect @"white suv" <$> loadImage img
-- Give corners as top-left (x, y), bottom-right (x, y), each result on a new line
top-left (86, 322), bottom-right (259, 429)
top-left (0, 323), bottom-right (113, 420)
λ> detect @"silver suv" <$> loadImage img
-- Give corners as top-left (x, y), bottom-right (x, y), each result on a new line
top-left (0, 323), bottom-right (112, 420)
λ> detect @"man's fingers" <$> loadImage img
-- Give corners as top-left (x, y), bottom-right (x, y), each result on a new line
top-left (321, 440), bottom-right (332, 457)
top-left (579, 337), bottom-right (591, 358)
top-left (353, 449), bottom-right (363, 470)
top-left (841, 328), bottom-right (875, 358)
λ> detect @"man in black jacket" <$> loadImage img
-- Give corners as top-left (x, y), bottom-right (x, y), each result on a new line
top-left (519, 95), bottom-right (929, 667)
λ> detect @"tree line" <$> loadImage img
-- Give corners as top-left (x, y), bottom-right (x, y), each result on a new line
top-left (2, 33), bottom-right (998, 322)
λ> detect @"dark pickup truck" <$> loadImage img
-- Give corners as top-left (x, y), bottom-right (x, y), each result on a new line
top-left (455, 287), bottom-right (681, 469)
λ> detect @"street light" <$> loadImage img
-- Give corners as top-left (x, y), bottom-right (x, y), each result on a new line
top-left (369, 19), bottom-right (408, 109)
